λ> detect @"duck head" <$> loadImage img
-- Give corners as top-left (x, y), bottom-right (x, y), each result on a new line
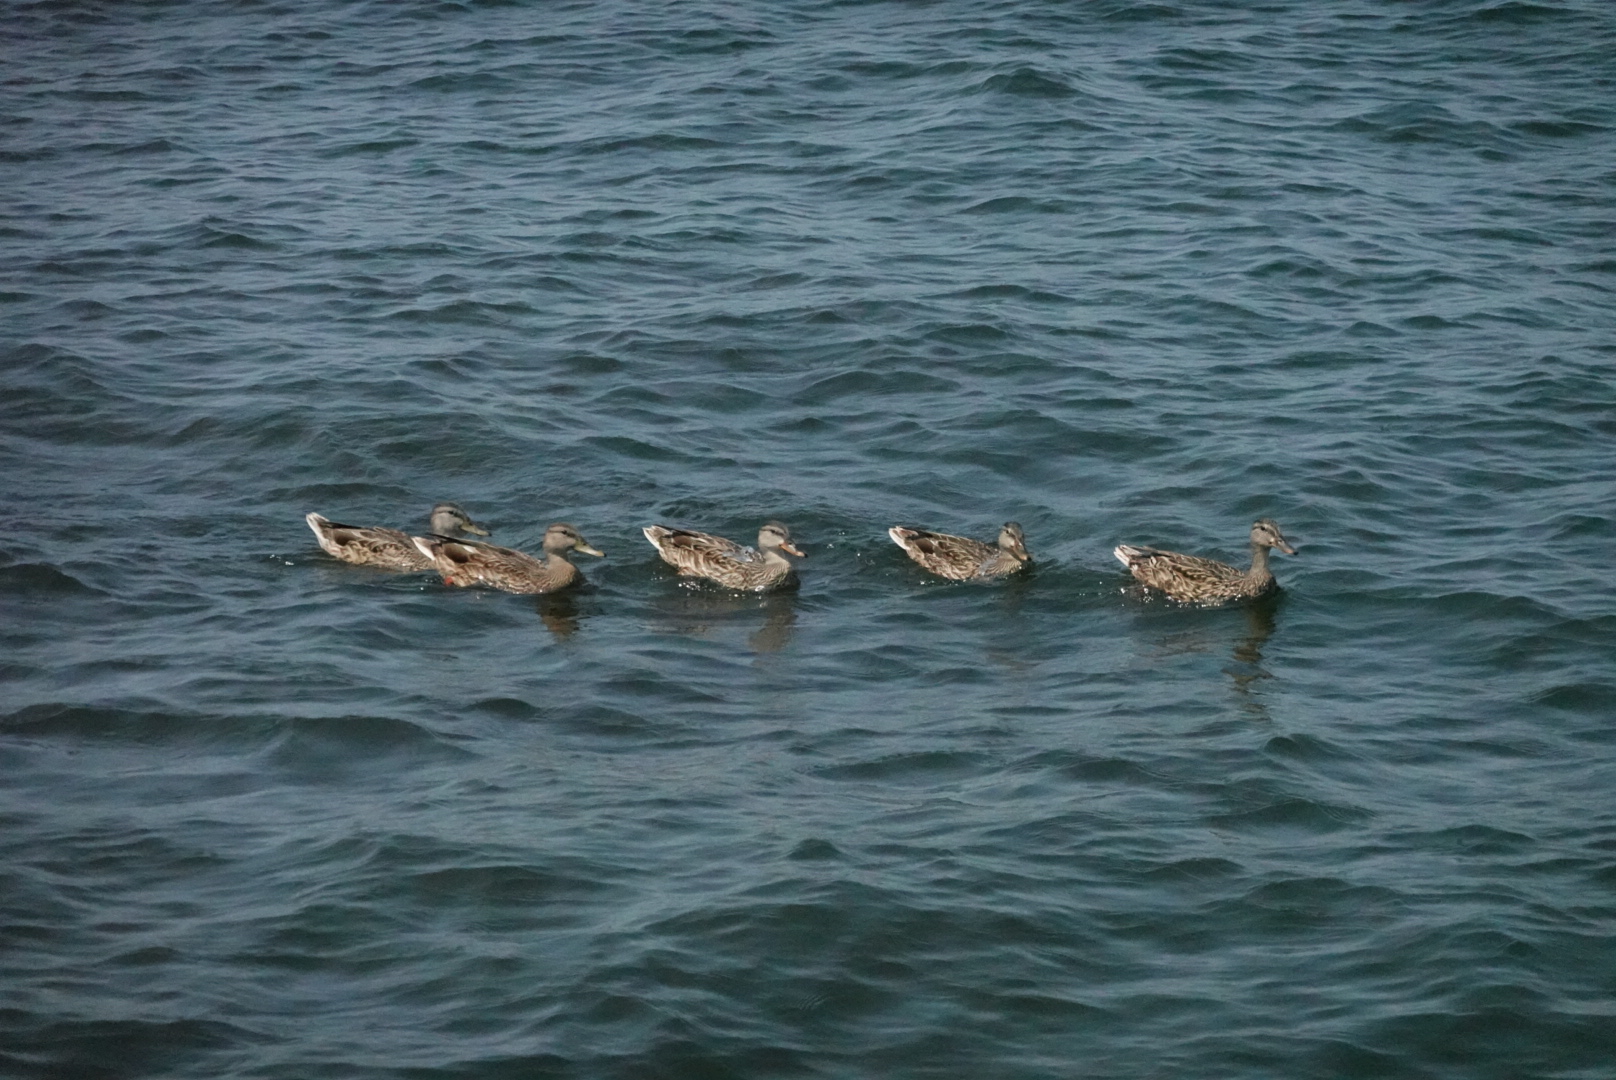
top-left (1251, 519), bottom-right (1296, 555)
top-left (429, 503), bottom-right (490, 536)
top-left (758, 521), bottom-right (805, 558)
top-left (543, 523), bottom-right (604, 557)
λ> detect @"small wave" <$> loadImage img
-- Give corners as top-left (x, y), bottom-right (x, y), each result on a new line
top-left (959, 196), bottom-right (1069, 216)
top-left (1467, 2), bottom-right (1572, 24)
top-left (576, 133), bottom-right (727, 156)
top-left (470, 696), bottom-right (540, 720)
top-left (1400, 314), bottom-right (1474, 330)
top-left (944, 284), bottom-right (1072, 303)
top-left (971, 67), bottom-right (1079, 99)
top-left (667, 26), bottom-right (777, 56)
top-left (198, 229), bottom-right (278, 251)
top-left (794, 369), bottom-right (961, 406)
top-left (0, 703), bottom-right (209, 742)
top-left (386, 299), bottom-right (535, 324)
top-left (0, 147), bottom-right (58, 164)
top-left (1263, 733), bottom-right (1356, 764)
top-left (1155, 47), bottom-right (1257, 73)
top-left (1048, 752), bottom-right (1167, 788)
top-left (261, 715), bottom-right (475, 775)
top-left (409, 71), bottom-right (513, 92)
top-left (1232, 877), bottom-right (1404, 924)
top-left (89, 138), bottom-right (187, 156)
top-left (1, 1017), bottom-right (260, 1076)
top-left (1532, 681), bottom-right (1616, 715)
top-left (1332, 104), bottom-right (1517, 152)
top-left (1138, 857), bottom-right (1245, 884)
top-left (1093, 1), bottom-right (1185, 22)
top-left (1209, 796), bottom-right (1372, 834)
top-left (813, 749), bottom-right (990, 782)
top-left (53, 297), bottom-right (118, 319)
top-left (0, 563), bottom-right (102, 597)
top-left (924, 320), bottom-right (1008, 341)
top-left (402, 862), bottom-right (620, 906)
top-left (319, 137), bottom-right (420, 158)
top-left (787, 838), bottom-right (843, 861)
top-left (69, 89), bottom-right (158, 103)
top-left (1510, 119), bottom-right (1607, 139)
top-left (1394, 824), bottom-right (1536, 857)
top-left (1422, 590), bottom-right (1560, 623)
top-left (584, 433), bottom-right (695, 463)
top-left (841, 59), bottom-right (973, 81)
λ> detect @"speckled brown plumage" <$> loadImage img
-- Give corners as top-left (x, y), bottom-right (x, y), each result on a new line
top-left (306, 503), bottom-right (489, 571)
top-left (642, 521), bottom-right (804, 591)
top-left (413, 522), bottom-right (603, 595)
top-left (1114, 519), bottom-right (1296, 605)
top-left (888, 522), bottom-right (1031, 581)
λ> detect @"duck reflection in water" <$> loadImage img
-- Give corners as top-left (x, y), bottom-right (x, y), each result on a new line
top-left (650, 586), bottom-right (799, 654)
top-left (1226, 597), bottom-right (1278, 721)
top-left (1134, 594), bottom-right (1280, 721)
top-left (982, 569), bottom-right (1037, 672)
top-left (533, 589), bottom-right (586, 639)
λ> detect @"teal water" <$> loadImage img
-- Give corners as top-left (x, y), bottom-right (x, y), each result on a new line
top-left (4, 2), bottom-right (1615, 1077)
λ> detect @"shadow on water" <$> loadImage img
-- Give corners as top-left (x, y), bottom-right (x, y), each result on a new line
top-left (647, 586), bottom-right (799, 654)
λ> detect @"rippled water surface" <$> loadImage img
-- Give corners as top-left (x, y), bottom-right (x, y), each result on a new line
top-left (5, 1), bottom-right (1616, 1077)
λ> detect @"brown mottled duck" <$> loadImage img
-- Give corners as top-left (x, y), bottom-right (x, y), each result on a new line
top-left (1114, 518), bottom-right (1296, 605)
top-left (888, 521), bottom-right (1031, 581)
top-left (306, 503), bottom-right (489, 571)
top-left (642, 521), bottom-right (804, 591)
top-left (412, 522), bottom-right (603, 595)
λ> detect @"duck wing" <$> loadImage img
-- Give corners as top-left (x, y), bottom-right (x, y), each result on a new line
top-left (1114, 544), bottom-right (1248, 603)
top-left (414, 535), bottom-right (568, 594)
top-left (888, 527), bottom-right (997, 581)
top-left (644, 526), bottom-right (759, 570)
top-left (306, 512), bottom-right (432, 571)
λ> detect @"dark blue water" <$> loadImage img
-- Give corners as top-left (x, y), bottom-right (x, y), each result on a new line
top-left (4, 2), bottom-right (1615, 1077)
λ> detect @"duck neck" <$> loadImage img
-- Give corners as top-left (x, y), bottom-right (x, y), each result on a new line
top-left (1247, 542), bottom-right (1273, 583)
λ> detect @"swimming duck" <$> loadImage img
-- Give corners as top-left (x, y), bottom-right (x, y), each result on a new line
top-left (412, 523), bottom-right (603, 594)
top-left (888, 521), bottom-right (1031, 581)
top-left (1113, 518), bottom-right (1296, 605)
top-left (642, 521), bottom-right (804, 591)
top-left (306, 503), bottom-right (489, 571)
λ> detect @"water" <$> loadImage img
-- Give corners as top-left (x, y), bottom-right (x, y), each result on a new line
top-left (4, 1), bottom-right (1615, 1076)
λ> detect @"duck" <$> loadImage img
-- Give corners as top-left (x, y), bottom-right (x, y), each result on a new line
top-left (412, 522), bottom-right (603, 594)
top-left (888, 521), bottom-right (1031, 581)
top-left (306, 503), bottom-right (489, 571)
top-left (642, 521), bottom-right (804, 591)
top-left (1113, 518), bottom-right (1296, 605)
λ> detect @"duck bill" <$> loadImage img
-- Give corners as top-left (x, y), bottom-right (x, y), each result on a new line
top-left (1276, 540), bottom-right (1296, 555)
top-left (577, 544), bottom-right (605, 558)
top-left (780, 542), bottom-right (806, 558)
top-left (466, 523), bottom-right (491, 536)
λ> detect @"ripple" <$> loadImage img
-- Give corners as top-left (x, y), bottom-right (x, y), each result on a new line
top-left (4, 2), bottom-right (1615, 1076)
top-left (0, 562), bottom-right (101, 597)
